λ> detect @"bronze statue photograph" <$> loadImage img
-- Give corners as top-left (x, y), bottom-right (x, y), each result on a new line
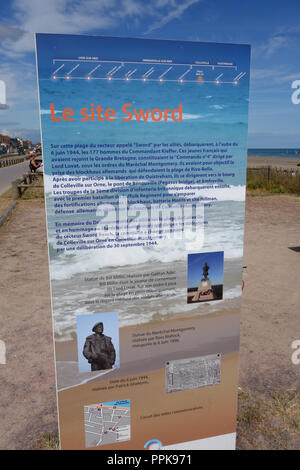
top-left (202, 262), bottom-right (210, 280)
top-left (83, 321), bottom-right (116, 371)
top-left (187, 252), bottom-right (224, 304)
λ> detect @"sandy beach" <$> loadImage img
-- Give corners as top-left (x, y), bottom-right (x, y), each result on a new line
top-left (248, 155), bottom-right (300, 170)
top-left (0, 194), bottom-right (299, 449)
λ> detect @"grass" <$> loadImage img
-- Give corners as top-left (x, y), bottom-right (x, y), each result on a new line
top-left (35, 432), bottom-right (59, 450)
top-left (237, 387), bottom-right (300, 450)
top-left (21, 185), bottom-right (44, 199)
top-left (247, 167), bottom-right (300, 194)
top-left (20, 173), bottom-right (44, 200)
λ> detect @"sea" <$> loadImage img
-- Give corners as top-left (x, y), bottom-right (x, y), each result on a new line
top-left (248, 149), bottom-right (300, 158)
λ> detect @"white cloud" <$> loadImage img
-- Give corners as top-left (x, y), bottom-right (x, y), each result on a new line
top-left (1, 0), bottom-right (201, 57)
top-left (276, 23), bottom-right (300, 35)
top-left (265, 36), bottom-right (289, 56)
top-left (0, 24), bottom-right (24, 40)
top-left (0, 129), bottom-right (11, 136)
top-left (251, 67), bottom-right (300, 85)
top-left (0, 127), bottom-right (40, 141)
top-left (1, 0), bottom-right (119, 57)
top-left (0, 61), bottom-right (37, 105)
top-left (256, 35), bottom-right (289, 58)
top-left (146, 0), bottom-right (200, 34)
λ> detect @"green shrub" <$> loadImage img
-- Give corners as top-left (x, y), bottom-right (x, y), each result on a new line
top-left (247, 168), bottom-right (300, 194)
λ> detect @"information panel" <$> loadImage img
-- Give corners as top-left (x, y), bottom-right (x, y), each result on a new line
top-left (35, 34), bottom-right (250, 450)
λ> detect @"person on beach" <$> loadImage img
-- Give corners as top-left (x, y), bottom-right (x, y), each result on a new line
top-left (83, 322), bottom-right (116, 371)
top-left (29, 154), bottom-right (41, 172)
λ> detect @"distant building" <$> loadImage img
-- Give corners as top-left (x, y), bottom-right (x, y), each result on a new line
top-left (0, 134), bottom-right (10, 145)
top-left (23, 140), bottom-right (33, 149)
top-left (10, 137), bottom-right (23, 149)
top-left (0, 134), bottom-right (28, 154)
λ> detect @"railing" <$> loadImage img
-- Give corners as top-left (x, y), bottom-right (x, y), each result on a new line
top-left (248, 166), bottom-right (300, 177)
top-left (0, 154), bottom-right (31, 168)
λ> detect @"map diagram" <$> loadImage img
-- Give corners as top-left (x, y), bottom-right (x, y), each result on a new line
top-left (84, 399), bottom-right (130, 448)
top-left (166, 353), bottom-right (221, 393)
top-left (51, 58), bottom-right (247, 85)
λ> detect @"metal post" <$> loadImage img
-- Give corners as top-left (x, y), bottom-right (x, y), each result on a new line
top-left (11, 179), bottom-right (21, 199)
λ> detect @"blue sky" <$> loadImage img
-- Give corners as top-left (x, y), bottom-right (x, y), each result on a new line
top-left (0, 0), bottom-right (300, 146)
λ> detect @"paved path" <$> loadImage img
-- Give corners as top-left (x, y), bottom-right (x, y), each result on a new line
top-left (0, 200), bottom-right (57, 449)
top-left (0, 161), bottom-right (30, 195)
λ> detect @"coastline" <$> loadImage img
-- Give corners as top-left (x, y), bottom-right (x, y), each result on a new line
top-left (248, 155), bottom-right (300, 170)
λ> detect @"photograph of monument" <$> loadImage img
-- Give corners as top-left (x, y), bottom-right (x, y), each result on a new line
top-left (187, 251), bottom-right (224, 304)
top-left (76, 312), bottom-right (120, 373)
